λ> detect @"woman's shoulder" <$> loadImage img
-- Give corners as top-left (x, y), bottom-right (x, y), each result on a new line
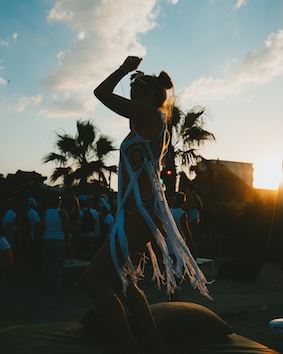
top-left (134, 110), bottom-right (164, 140)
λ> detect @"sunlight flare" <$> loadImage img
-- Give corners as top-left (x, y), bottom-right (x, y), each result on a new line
top-left (253, 157), bottom-right (282, 190)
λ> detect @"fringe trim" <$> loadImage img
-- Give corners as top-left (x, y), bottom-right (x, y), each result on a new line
top-left (109, 134), bottom-right (212, 300)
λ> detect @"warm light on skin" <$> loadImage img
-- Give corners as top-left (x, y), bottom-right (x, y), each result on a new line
top-left (253, 157), bottom-right (283, 190)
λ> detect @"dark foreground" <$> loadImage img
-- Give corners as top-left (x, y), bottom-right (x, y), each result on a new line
top-left (0, 258), bottom-right (282, 353)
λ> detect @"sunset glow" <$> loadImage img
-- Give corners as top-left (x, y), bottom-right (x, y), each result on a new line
top-left (253, 158), bottom-right (282, 190)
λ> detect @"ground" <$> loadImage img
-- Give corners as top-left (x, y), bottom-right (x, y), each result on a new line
top-left (0, 258), bottom-right (282, 353)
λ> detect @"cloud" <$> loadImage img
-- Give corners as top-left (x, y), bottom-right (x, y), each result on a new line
top-left (234, 0), bottom-right (247, 9)
top-left (0, 62), bottom-right (7, 85)
top-left (0, 77), bottom-right (7, 85)
top-left (42, 93), bottom-right (95, 118)
top-left (0, 40), bottom-right (9, 47)
top-left (0, 33), bottom-right (18, 47)
top-left (43, 0), bottom-right (160, 93)
top-left (167, 0), bottom-right (179, 4)
top-left (181, 30), bottom-right (283, 102)
top-left (15, 94), bottom-right (44, 112)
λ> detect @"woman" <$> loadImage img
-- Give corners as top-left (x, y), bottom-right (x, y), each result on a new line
top-left (42, 194), bottom-right (69, 295)
top-left (82, 56), bottom-right (210, 354)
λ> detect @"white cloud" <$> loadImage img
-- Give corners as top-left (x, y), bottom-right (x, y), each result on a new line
top-left (0, 40), bottom-right (9, 47)
top-left (0, 63), bottom-right (7, 85)
top-left (43, 0), bottom-right (160, 93)
top-left (0, 33), bottom-right (18, 47)
top-left (15, 94), bottom-right (44, 112)
top-left (42, 93), bottom-right (95, 118)
top-left (0, 77), bottom-right (7, 85)
top-left (234, 0), bottom-right (247, 9)
top-left (181, 30), bottom-right (283, 102)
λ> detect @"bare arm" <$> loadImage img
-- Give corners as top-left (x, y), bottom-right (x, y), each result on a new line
top-left (94, 56), bottom-right (157, 125)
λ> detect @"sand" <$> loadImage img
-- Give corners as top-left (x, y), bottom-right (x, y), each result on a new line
top-left (0, 258), bottom-right (282, 353)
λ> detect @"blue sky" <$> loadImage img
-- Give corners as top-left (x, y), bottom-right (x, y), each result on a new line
top-left (0, 0), bottom-right (282, 190)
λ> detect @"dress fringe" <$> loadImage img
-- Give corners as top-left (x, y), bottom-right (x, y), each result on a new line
top-left (109, 125), bottom-right (212, 300)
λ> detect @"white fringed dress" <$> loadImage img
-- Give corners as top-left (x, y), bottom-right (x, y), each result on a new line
top-left (109, 113), bottom-right (211, 299)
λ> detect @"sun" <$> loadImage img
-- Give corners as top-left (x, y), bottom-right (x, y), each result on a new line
top-left (253, 157), bottom-right (283, 190)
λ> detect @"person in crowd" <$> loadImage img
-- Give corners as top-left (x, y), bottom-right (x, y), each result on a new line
top-left (99, 201), bottom-right (114, 241)
top-left (2, 199), bottom-right (26, 286)
top-left (26, 198), bottom-right (42, 269)
top-left (185, 183), bottom-right (203, 255)
top-left (60, 190), bottom-right (80, 259)
top-left (170, 192), bottom-right (197, 259)
top-left (2, 199), bottom-right (18, 247)
top-left (168, 192), bottom-right (197, 301)
top-left (79, 195), bottom-right (101, 259)
top-left (10, 197), bottom-right (41, 278)
top-left (82, 56), bottom-right (210, 354)
top-left (42, 194), bottom-right (69, 295)
top-left (0, 229), bottom-right (14, 279)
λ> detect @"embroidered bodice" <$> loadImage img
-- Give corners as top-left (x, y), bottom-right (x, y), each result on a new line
top-left (120, 126), bottom-right (164, 173)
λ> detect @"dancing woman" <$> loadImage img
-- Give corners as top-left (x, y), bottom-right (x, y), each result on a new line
top-left (82, 56), bottom-right (210, 354)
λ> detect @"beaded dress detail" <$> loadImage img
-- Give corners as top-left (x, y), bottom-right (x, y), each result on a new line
top-left (109, 112), bottom-right (211, 299)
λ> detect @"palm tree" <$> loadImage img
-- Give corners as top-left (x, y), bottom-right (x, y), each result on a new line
top-left (42, 120), bottom-right (117, 193)
top-left (162, 104), bottom-right (215, 197)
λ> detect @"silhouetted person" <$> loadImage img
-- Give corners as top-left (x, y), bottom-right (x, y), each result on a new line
top-left (42, 194), bottom-right (69, 295)
top-left (185, 183), bottom-right (203, 256)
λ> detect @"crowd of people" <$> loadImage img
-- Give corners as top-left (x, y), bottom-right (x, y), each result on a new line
top-left (0, 191), bottom-right (115, 295)
top-left (0, 187), bottom-right (202, 296)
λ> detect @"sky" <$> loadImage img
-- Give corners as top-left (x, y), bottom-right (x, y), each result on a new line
top-left (0, 0), bottom-right (282, 191)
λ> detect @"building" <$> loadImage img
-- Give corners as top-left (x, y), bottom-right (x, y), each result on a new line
top-left (209, 159), bottom-right (254, 187)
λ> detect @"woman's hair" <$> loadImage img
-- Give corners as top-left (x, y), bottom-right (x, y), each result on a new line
top-left (130, 71), bottom-right (174, 121)
top-left (130, 70), bottom-right (174, 164)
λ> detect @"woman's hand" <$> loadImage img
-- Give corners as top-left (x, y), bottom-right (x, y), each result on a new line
top-left (121, 56), bottom-right (142, 73)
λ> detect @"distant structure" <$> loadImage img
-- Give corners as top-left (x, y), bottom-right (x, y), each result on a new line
top-left (204, 160), bottom-right (254, 187)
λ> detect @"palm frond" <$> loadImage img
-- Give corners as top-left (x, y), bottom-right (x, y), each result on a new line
top-left (170, 106), bottom-right (184, 127)
top-left (42, 153), bottom-right (67, 165)
top-left (88, 160), bottom-right (104, 173)
top-left (50, 167), bottom-right (72, 183)
top-left (184, 107), bottom-right (205, 128)
top-left (104, 165), bottom-right (118, 174)
top-left (96, 135), bottom-right (116, 158)
top-left (182, 127), bottom-right (215, 146)
top-left (77, 120), bottom-right (96, 146)
top-left (99, 171), bottom-right (108, 187)
top-left (57, 134), bottom-right (78, 155)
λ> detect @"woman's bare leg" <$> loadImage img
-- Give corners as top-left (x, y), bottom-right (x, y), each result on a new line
top-left (123, 213), bottom-right (171, 354)
top-left (82, 211), bottom-right (171, 354)
top-left (82, 239), bottom-right (145, 354)
top-left (125, 283), bottom-right (171, 354)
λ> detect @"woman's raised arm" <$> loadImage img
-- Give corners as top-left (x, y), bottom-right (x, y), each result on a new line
top-left (94, 56), bottom-right (142, 118)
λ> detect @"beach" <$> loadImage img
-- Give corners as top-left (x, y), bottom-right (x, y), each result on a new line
top-left (0, 258), bottom-right (282, 353)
